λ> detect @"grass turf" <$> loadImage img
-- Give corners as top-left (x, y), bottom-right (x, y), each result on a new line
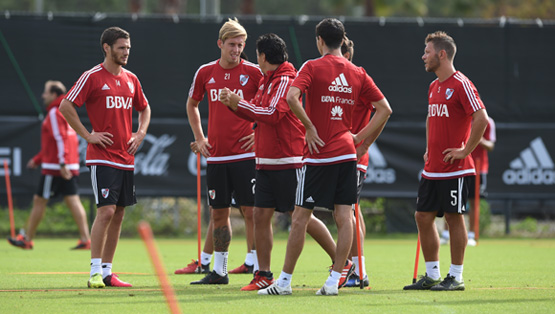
top-left (1, 237), bottom-right (554, 313)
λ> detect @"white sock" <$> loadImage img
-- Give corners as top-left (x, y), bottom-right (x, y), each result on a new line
top-left (245, 252), bottom-right (255, 267)
top-left (352, 256), bottom-right (366, 277)
top-left (442, 230), bottom-right (450, 239)
top-left (277, 271), bottom-right (292, 288)
top-left (213, 251), bottom-right (228, 276)
top-left (449, 264), bottom-right (464, 282)
top-left (90, 258), bottom-right (102, 277)
top-left (101, 263), bottom-right (112, 279)
top-left (468, 231), bottom-right (475, 239)
top-left (425, 261), bottom-right (441, 280)
top-left (251, 250), bottom-right (259, 273)
top-left (325, 271), bottom-right (341, 287)
top-left (200, 252), bottom-right (212, 266)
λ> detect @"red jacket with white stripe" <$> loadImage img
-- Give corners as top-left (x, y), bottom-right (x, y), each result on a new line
top-left (235, 62), bottom-right (304, 170)
top-left (32, 95), bottom-right (80, 176)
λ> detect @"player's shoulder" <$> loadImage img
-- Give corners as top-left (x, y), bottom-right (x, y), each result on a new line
top-left (122, 67), bottom-right (139, 79)
top-left (241, 60), bottom-right (263, 74)
top-left (452, 71), bottom-right (474, 87)
top-left (79, 64), bottom-right (104, 79)
top-left (194, 60), bottom-right (219, 75)
top-left (298, 56), bottom-right (324, 72)
top-left (429, 77), bottom-right (439, 87)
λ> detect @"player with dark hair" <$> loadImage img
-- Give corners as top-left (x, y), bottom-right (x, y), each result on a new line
top-left (219, 33), bottom-right (338, 291)
top-left (259, 18), bottom-right (392, 296)
top-left (403, 31), bottom-right (488, 291)
top-left (60, 26), bottom-right (151, 288)
top-left (8, 80), bottom-right (90, 250)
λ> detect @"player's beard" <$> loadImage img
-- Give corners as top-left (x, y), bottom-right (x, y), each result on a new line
top-left (425, 54), bottom-right (440, 73)
top-left (110, 48), bottom-right (128, 66)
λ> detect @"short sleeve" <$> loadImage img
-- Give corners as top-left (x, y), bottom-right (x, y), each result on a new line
top-left (188, 66), bottom-right (207, 102)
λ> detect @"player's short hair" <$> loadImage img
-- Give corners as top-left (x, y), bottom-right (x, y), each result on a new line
top-left (315, 18), bottom-right (345, 49)
top-left (45, 80), bottom-right (66, 96)
top-left (219, 18), bottom-right (247, 42)
top-left (341, 36), bottom-right (354, 62)
top-left (256, 33), bottom-right (288, 65)
top-left (425, 31), bottom-right (457, 60)
top-left (100, 26), bottom-right (130, 56)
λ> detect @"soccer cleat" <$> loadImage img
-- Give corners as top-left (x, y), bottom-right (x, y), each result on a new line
top-left (403, 273), bottom-right (441, 290)
top-left (430, 274), bottom-right (465, 291)
top-left (175, 259), bottom-right (211, 274)
top-left (344, 274), bottom-right (370, 287)
top-left (229, 263), bottom-right (253, 274)
top-left (71, 239), bottom-right (91, 250)
top-left (7, 234), bottom-right (33, 250)
top-left (316, 283), bottom-right (338, 296)
top-left (467, 238), bottom-right (477, 247)
top-left (338, 259), bottom-right (355, 288)
top-left (87, 273), bottom-right (105, 288)
top-left (190, 271), bottom-right (229, 285)
top-left (257, 282), bottom-right (292, 295)
top-left (103, 274), bottom-right (132, 287)
top-left (241, 271), bottom-right (275, 291)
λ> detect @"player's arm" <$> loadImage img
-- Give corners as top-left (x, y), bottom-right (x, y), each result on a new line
top-left (59, 99), bottom-right (113, 148)
top-left (443, 108), bottom-right (489, 164)
top-left (352, 98), bottom-right (392, 145)
top-left (186, 97), bottom-right (211, 157)
top-left (356, 119), bottom-right (387, 161)
top-left (220, 88), bottom-right (284, 125)
top-left (287, 86), bottom-right (324, 154)
top-left (479, 137), bottom-right (495, 152)
top-left (127, 104), bottom-right (151, 155)
top-left (424, 115), bottom-right (429, 162)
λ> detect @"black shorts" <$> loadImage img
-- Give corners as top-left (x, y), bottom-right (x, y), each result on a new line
top-left (296, 161), bottom-right (357, 210)
top-left (468, 174), bottom-right (487, 199)
top-left (255, 168), bottom-right (299, 213)
top-left (90, 165), bottom-right (136, 208)
top-left (356, 170), bottom-right (366, 203)
top-left (416, 177), bottom-right (470, 217)
top-left (36, 175), bottom-right (78, 199)
top-left (206, 159), bottom-right (255, 209)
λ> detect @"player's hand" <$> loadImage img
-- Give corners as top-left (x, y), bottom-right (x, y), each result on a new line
top-left (87, 131), bottom-right (113, 149)
top-left (351, 132), bottom-right (362, 145)
top-left (193, 138), bottom-right (212, 157)
top-left (219, 88), bottom-right (240, 111)
top-left (305, 126), bottom-right (325, 154)
top-left (239, 133), bottom-right (255, 152)
top-left (127, 131), bottom-right (146, 155)
top-left (27, 159), bottom-right (38, 169)
top-left (59, 165), bottom-right (73, 180)
top-left (356, 143), bottom-right (369, 161)
top-left (443, 143), bottom-right (466, 164)
top-left (423, 151), bottom-right (428, 162)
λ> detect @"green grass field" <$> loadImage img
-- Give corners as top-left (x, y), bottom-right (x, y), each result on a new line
top-left (1, 236), bottom-right (554, 313)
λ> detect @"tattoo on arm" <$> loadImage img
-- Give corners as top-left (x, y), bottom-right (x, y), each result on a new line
top-left (213, 225), bottom-right (231, 252)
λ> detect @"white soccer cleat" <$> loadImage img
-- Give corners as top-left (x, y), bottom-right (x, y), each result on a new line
top-left (467, 238), bottom-right (477, 246)
top-left (257, 282), bottom-right (292, 295)
top-left (316, 283), bottom-right (338, 296)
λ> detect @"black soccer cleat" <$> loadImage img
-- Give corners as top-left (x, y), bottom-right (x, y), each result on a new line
top-left (403, 273), bottom-right (441, 290)
top-left (430, 274), bottom-right (465, 291)
top-left (190, 271), bottom-right (229, 285)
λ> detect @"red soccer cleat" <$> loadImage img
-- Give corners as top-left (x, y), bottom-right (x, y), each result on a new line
top-left (71, 239), bottom-right (91, 250)
top-left (103, 274), bottom-right (132, 287)
top-left (7, 234), bottom-right (33, 250)
top-left (241, 271), bottom-right (275, 291)
top-left (338, 259), bottom-right (355, 288)
top-left (229, 263), bottom-right (253, 274)
top-left (174, 259), bottom-right (210, 274)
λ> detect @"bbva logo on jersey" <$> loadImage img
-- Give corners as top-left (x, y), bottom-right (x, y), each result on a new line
top-left (428, 103), bottom-right (450, 117)
top-left (210, 89), bottom-right (244, 102)
top-left (106, 96), bottom-right (133, 109)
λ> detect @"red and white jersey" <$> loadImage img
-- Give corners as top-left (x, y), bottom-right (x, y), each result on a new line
top-left (292, 55), bottom-right (383, 166)
top-left (423, 71), bottom-right (485, 180)
top-left (234, 62), bottom-right (304, 170)
top-left (65, 64), bottom-right (149, 170)
top-left (32, 95), bottom-right (80, 176)
top-left (471, 117), bottom-right (496, 174)
top-left (352, 99), bottom-right (375, 173)
top-left (189, 59), bottom-right (263, 164)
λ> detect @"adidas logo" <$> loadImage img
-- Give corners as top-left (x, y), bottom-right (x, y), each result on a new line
top-left (208, 77), bottom-right (216, 84)
top-left (305, 196), bottom-right (315, 203)
top-left (101, 84), bottom-right (110, 90)
top-left (328, 73), bottom-right (352, 93)
top-left (503, 137), bottom-right (554, 185)
top-left (364, 143), bottom-right (396, 184)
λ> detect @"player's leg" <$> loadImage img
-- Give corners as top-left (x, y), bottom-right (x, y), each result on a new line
top-left (306, 214), bottom-right (336, 262)
top-left (64, 195), bottom-right (91, 247)
top-left (24, 195), bottom-right (48, 241)
top-left (175, 209), bottom-right (214, 274)
top-left (282, 206), bottom-right (311, 273)
top-left (88, 203), bottom-right (116, 288)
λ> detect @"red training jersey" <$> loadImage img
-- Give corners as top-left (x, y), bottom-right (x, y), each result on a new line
top-left (235, 61), bottom-right (304, 170)
top-left (292, 55), bottom-right (383, 165)
top-left (65, 64), bottom-right (149, 170)
top-left (352, 99), bottom-right (376, 173)
top-left (423, 71), bottom-right (485, 180)
top-left (471, 117), bottom-right (496, 174)
top-left (189, 59), bottom-right (263, 164)
top-left (32, 94), bottom-right (80, 176)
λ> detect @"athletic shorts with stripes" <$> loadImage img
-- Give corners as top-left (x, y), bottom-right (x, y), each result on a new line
top-left (89, 165), bottom-right (136, 208)
top-left (35, 175), bottom-right (79, 200)
top-left (255, 168), bottom-right (300, 213)
top-left (416, 176), bottom-right (470, 217)
top-left (296, 161), bottom-right (357, 210)
top-left (356, 170), bottom-right (366, 204)
top-left (206, 159), bottom-right (255, 209)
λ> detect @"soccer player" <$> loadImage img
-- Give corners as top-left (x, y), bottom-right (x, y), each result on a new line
top-left (60, 26), bottom-right (151, 288)
top-left (403, 31), bottom-right (488, 291)
top-left (340, 37), bottom-right (387, 288)
top-left (259, 18), bottom-right (392, 296)
top-left (7, 80), bottom-right (90, 250)
top-left (185, 18), bottom-right (263, 284)
top-left (440, 117), bottom-right (496, 246)
top-left (219, 33), bottom-right (338, 291)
